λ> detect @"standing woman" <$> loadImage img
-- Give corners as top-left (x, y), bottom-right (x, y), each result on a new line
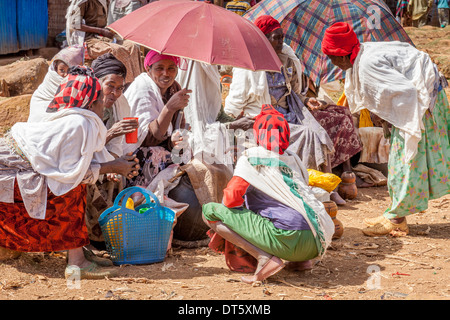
top-left (0, 66), bottom-right (139, 279)
top-left (123, 50), bottom-right (191, 188)
top-left (322, 22), bottom-right (449, 236)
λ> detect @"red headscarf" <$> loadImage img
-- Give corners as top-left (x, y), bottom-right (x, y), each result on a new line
top-left (253, 104), bottom-right (290, 155)
top-left (321, 22), bottom-right (361, 64)
top-left (254, 15), bottom-right (281, 35)
top-left (144, 50), bottom-right (181, 70)
top-left (46, 66), bottom-right (101, 113)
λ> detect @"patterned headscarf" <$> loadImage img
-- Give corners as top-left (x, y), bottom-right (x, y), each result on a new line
top-left (46, 66), bottom-right (101, 113)
top-left (253, 104), bottom-right (290, 155)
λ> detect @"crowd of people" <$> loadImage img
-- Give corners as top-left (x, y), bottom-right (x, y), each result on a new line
top-left (0, 0), bottom-right (448, 285)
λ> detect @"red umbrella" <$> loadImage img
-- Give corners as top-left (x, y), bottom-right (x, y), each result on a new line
top-left (107, 0), bottom-right (282, 73)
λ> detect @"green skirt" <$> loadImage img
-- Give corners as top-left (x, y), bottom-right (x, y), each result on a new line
top-left (202, 202), bottom-right (318, 262)
top-left (384, 90), bottom-right (450, 219)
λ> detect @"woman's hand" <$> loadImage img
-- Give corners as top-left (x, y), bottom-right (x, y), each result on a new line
top-left (165, 88), bottom-right (192, 113)
top-left (106, 118), bottom-right (139, 142)
top-left (306, 97), bottom-right (328, 110)
top-left (101, 152), bottom-right (140, 180)
top-left (228, 117), bottom-right (255, 131)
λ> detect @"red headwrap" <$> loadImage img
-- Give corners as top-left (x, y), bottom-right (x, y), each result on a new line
top-left (46, 66), bottom-right (101, 113)
top-left (321, 22), bottom-right (361, 64)
top-left (253, 104), bottom-right (290, 155)
top-left (254, 15), bottom-right (282, 35)
top-left (144, 50), bottom-right (181, 70)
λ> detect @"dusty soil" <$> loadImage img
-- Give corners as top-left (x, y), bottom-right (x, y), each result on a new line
top-left (0, 27), bottom-right (449, 303)
top-left (0, 190), bottom-right (449, 301)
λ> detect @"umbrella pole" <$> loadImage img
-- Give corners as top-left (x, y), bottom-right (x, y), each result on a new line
top-left (175, 59), bottom-right (194, 130)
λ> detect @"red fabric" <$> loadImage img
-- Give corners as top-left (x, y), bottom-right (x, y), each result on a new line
top-left (144, 49), bottom-right (181, 70)
top-left (207, 229), bottom-right (257, 274)
top-left (46, 66), bottom-right (101, 112)
top-left (222, 176), bottom-right (250, 208)
top-left (0, 182), bottom-right (89, 252)
top-left (253, 104), bottom-right (290, 154)
top-left (254, 15), bottom-right (281, 35)
top-left (310, 105), bottom-right (363, 168)
top-left (321, 22), bottom-right (360, 64)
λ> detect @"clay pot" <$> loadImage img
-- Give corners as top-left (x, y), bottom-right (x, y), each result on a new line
top-left (323, 201), bottom-right (344, 240)
top-left (338, 171), bottom-right (358, 200)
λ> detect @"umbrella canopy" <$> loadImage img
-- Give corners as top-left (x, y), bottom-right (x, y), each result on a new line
top-left (244, 0), bottom-right (414, 86)
top-left (107, 0), bottom-right (282, 72)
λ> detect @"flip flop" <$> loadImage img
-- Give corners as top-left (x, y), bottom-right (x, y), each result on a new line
top-left (241, 256), bottom-right (285, 284)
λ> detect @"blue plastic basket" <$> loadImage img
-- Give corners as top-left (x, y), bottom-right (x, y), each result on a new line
top-left (99, 186), bottom-right (175, 265)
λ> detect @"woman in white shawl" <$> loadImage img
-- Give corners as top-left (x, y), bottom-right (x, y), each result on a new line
top-left (28, 45), bottom-right (85, 123)
top-left (123, 50), bottom-right (191, 188)
top-left (0, 66), bottom-right (140, 279)
top-left (203, 104), bottom-right (334, 284)
top-left (83, 53), bottom-right (138, 244)
top-left (322, 22), bottom-right (449, 236)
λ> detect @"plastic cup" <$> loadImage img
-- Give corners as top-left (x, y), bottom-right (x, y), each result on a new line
top-left (124, 117), bottom-right (139, 144)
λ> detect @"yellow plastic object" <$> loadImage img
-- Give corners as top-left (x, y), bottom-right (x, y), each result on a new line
top-left (307, 169), bottom-right (342, 193)
top-left (126, 198), bottom-right (134, 210)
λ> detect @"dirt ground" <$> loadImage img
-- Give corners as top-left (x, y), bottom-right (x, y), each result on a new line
top-left (0, 27), bottom-right (449, 302)
top-left (0, 191), bottom-right (449, 302)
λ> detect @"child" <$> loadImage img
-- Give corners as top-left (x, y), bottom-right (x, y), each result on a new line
top-left (28, 45), bottom-right (85, 122)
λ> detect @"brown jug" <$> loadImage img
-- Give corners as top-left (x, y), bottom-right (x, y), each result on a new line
top-left (337, 171), bottom-right (357, 200)
top-left (323, 201), bottom-right (344, 240)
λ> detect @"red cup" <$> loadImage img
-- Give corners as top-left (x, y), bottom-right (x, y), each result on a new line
top-left (124, 117), bottom-right (139, 144)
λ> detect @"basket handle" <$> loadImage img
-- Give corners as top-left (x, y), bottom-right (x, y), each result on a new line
top-left (114, 186), bottom-right (161, 209)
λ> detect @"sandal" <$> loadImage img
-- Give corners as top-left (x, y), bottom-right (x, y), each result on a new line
top-left (362, 217), bottom-right (409, 237)
top-left (241, 256), bottom-right (285, 284)
top-left (363, 215), bottom-right (387, 227)
top-left (64, 262), bottom-right (119, 280)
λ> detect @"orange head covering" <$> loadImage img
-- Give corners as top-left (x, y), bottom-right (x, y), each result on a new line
top-left (254, 15), bottom-right (282, 35)
top-left (253, 104), bottom-right (290, 155)
top-left (321, 22), bottom-right (360, 64)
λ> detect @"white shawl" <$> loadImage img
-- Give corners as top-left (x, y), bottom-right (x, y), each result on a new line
top-left (176, 60), bottom-right (233, 167)
top-left (28, 69), bottom-right (64, 123)
top-left (345, 41), bottom-right (439, 162)
top-left (123, 72), bottom-right (173, 154)
top-left (233, 146), bottom-right (334, 256)
top-left (11, 108), bottom-right (114, 197)
top-left (224, 43), bottom-right (302, 118)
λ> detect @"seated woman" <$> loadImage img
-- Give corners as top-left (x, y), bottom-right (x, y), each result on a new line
top-left (84, 53), bottom-right (139, 244)
top-left (0, 66), bottom-right (140, 279)
top-left (225, 15), bottom-right (351, 204)
top-left (202, 104), bottom-right (335, 284)
top-left (123, 50), bottom-right (191, 188)
top-left (28, 45), bottom-right (85, 122)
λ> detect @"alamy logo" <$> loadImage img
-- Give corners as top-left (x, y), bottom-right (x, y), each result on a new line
top-left (367, 5), bottom-right (381, 30)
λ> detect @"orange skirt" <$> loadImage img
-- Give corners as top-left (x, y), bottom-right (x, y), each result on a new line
top-left (0, 182), bottom-right (89, 252)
